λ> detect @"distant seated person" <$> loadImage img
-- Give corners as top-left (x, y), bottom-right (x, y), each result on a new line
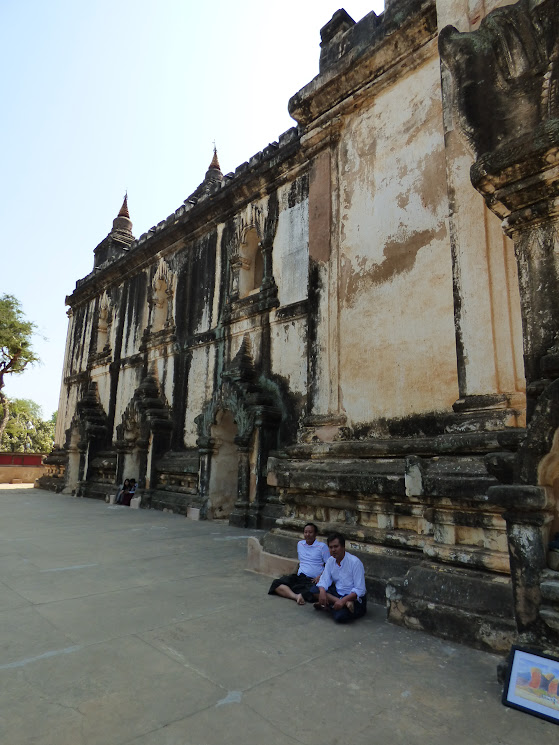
top-left (118, 478), bottom-right (137, 507)
top-left (268, 522), bottom-right (330, 606)
top-left (115, 479), bottom-right (130, 504)
top-left (311, 532), bottom-right (367, 623)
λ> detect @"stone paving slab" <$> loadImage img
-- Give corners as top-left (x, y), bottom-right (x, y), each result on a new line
top-left (0, 486), bottom-right (557, 744)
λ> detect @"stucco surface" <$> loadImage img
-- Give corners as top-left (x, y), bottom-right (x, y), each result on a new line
top-left (338, 55), bottom-right (458, 421)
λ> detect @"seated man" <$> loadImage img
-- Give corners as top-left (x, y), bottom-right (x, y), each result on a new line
top-left (268, 522), bottom-right (330, 605)
top-left (312, 532), bottom-right (367, 623)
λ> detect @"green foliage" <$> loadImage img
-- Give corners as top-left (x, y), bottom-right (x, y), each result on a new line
top-left (0, 294), bottom-right (38, 379)
top-left (0, 295), bottom-right (40, 443)
top-left (0, 398), bottom-right (55, 453)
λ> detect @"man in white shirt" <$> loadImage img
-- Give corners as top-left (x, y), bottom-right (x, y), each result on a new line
top-left (312, 532), bottom-right (367, 623)
top-left (268, 523), bottom-right (330, 605)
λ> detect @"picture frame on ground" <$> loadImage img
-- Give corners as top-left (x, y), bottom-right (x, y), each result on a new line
top-left (502, 646), bottom-right (559, 725)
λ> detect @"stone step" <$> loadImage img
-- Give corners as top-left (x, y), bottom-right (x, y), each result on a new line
top-left (539, 569), bottom-right (559, 635)
top-left (540, 571), bottom-right (559, 604)
top-left (540, 607), bottom-right (559, 633)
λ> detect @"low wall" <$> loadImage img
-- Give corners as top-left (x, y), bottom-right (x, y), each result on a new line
top-left (0, 465), bottom-right (46, 484)
top-left (246, 536), bottom-right (297, 577)
top-left (0, 453), bottom-right (46, 484)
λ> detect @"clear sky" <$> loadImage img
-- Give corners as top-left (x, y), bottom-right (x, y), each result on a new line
top-left (0, 0), bottom-right (384, 421)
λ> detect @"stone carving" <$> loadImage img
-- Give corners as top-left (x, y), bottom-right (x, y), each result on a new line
top-left (116, 374), bottom-right (173, 448)
top-left (439, 0), bottom-right (558, 158)
top-left (237, 205), bottom-right (264, 246)
top-left (68, 382), bottom-right (109, 449)
top-left (196, 335), bottom-right (281, 445)
top-left (96, 291), bottom-right (111, 353)
top-left (149, 258), bottom-right (175, 333)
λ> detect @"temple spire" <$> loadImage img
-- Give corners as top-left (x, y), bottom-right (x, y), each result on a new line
top-left (208, 145), bottom-right (221, 172)
top-left (118, 192), bottom-right (130, 219)
top-left (93, 192), bottom-right (134, 269)
top-left (112, 192), bottom-right (133, 234)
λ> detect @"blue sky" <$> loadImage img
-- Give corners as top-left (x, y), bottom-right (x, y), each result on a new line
top-left (1, 0), bottom-right (384, 422)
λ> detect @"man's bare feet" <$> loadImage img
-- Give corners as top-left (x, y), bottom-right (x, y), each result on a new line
top-left (346, 600), bottom-right (355, 614)
top-left (314, 601), bottom-right (329, 611)
top-left (296, 594), bottom-right (305, 605)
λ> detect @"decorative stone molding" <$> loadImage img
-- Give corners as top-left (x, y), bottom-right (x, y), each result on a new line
top-left (114, 374), bottom-right (173, 489)
top-left (196, 336), bottom-right (282, 446)
top-left (196, 336), bottom-right (283, 526)
top-left (66, 382), bottom-right (109, 451)
top-left (225, 205), bottom-right (279, 322)
top-left (115, 374), bottom-right (173, 450)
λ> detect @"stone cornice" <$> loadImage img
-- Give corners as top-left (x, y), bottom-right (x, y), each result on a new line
top-left (66, 128), bottom-right (307, 308)
top-left (288, 0), bottom-right (437, 127)
top-left (471, 119), bottom-right (559, 232)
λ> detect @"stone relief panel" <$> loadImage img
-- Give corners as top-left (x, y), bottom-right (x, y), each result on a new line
top-left (96, 291), bottom-right (112, 354)
top-left (148, 257), bottom-right (176, 334)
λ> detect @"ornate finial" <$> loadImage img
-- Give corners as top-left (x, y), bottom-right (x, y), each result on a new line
top-left (118, 192), bottom-right (130, 219)
top-left (209, 144), bottom-right (221, 171)
top-left (112, 191), bottom-right (133, 235)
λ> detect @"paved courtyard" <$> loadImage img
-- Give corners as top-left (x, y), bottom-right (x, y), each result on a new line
top-left (0, 485), bottom-right (556, 744)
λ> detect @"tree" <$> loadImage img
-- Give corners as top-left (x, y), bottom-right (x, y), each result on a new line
top-left (0, 398), bottom-right (55, 453)
top-left (0, 295), bottom-right (39, 443)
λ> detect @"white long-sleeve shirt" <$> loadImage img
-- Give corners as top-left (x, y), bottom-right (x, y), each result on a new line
top-left (297, 539), bottom-right (330, 578)
top-left (317, 552), bottom-right (366, 599)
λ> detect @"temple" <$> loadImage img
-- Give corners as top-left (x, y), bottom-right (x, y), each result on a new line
top-left (41, 0), bottom-right (559, 655)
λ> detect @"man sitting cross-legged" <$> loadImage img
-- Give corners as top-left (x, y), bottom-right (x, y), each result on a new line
top-left (311, 532), bottom-right (367, 623)
top-left (268, 523), bottom-right (330, 606)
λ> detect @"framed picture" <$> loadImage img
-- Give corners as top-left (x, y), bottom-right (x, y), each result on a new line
top-left (502, 646), bottom-right (559, 725)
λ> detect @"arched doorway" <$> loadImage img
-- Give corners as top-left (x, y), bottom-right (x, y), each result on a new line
top-left (208, 410), bottom-right (239, 519)
top-left (196, 335), bottom-right (284, 527)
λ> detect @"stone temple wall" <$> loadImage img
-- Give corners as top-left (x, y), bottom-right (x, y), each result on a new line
top-left (40, 0), bottom-right (559, 654)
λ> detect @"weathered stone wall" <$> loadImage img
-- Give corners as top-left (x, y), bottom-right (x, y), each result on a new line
top-left (337, 50), bottom-right (458, 424)
top-left (41, 0), bottom-right (559, 653)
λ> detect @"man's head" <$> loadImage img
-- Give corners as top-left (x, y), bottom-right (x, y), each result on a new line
top-left (327, 532), bottom-right (346, 562)
top-left (303, 523), bottom-right (318, 544)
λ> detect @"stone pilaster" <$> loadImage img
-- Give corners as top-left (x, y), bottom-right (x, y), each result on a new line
top-left (470, 135), bottom-right (559, 412)
top-left (197, 437), bottom-right (212, 520)
top-left (230, 440), bottom-right (250, 528)
top-left (301, 118), bottom-right (345, 439)
top-left (487, 485), bottom-right (555, 640)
